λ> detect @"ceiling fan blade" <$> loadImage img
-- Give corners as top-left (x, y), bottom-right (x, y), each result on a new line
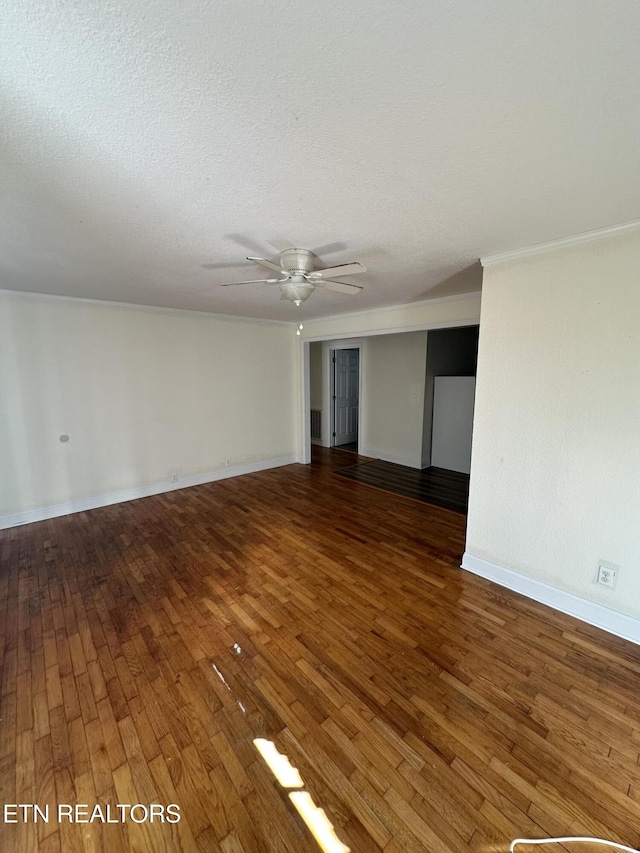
top-left (306, 262), bottom-right (366, 280)
top-left (220, 278), bottom-right (281, 286)
top-left (247, 256), bottom-right (286, 275)
top-left (317, 279), bottom-right (363, 295)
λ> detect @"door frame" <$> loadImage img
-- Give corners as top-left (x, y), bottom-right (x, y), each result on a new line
top-left (330, 344), bottom-right (362, 449)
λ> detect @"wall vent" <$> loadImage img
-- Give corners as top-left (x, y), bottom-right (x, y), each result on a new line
top-left (310, 409), bottom-right (322, 441)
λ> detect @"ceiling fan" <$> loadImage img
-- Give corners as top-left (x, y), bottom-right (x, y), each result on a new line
top-left (220, 248), bottom-right (367, 303)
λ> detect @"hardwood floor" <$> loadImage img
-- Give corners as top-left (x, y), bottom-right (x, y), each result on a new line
top-left (335, 442), bottom-right (359, 454)
top-left (1, 446), bottom-right (640, 852)
top-left (334, 459), bottom-right (470, 514)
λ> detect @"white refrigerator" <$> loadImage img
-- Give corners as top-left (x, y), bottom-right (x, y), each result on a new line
top-left (431, 376), bottom-right (476, 474)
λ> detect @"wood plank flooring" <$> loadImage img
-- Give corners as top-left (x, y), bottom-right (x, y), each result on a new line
top-left (335, 442), bottom-right (359, 454)
top-left (334, 459), bottom-right (470, 514)
top-left (1, 446), bottom-right (640, 852)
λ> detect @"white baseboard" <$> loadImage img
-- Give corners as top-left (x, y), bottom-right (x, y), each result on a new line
top-left (1, 455), bottom-right (298, 530)
top-left (311, 438), bottom-right (329, 447)
top-left (461, 553), bottom-right (640, 646)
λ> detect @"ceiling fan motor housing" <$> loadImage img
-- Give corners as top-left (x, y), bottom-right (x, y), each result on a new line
top-left (279, 248), bottom-right (315, 275)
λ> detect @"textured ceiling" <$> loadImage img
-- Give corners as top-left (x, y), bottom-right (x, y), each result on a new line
top-left (2, 0), bottom-right (640, 321)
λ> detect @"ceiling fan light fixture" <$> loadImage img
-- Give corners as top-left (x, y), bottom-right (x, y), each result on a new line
top-left (279, 281), bottom-right (315, 303)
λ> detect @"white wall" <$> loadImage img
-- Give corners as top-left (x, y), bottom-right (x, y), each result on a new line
top-left (309, 342), bottom-right (324, 410)
top-left (301, 293), bottom-right (481, 340)
top-left (465, 230), bottom-right (640, 621)
top-left (360, 332), bottom-right (428, 468)
top-left (0, 293), bottom-right (298, 524)
top-left (309, 340), bottom-right (326, 444)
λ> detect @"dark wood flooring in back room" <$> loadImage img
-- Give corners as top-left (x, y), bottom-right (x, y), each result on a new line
top-left (1, 447), bottom-right (640, 853)
top-left (334, 455), bottom-right (470, 515)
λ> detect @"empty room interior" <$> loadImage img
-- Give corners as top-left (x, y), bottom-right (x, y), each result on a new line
top-left (2, 2), bottom-right (640, 852)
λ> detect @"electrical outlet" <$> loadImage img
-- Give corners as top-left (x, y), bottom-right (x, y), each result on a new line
top-left (225, 458), bottom-right (231, 467)
top-left (596, 564), bottom-right (617, 588)
top-left (170, 472), bottom-right (179, 483)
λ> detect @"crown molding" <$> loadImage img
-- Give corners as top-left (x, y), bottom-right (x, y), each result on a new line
top-left (0, 285), bottom-right (483, 328)
top-left (0, 288), bottom-right (292, 326)
top-left (304, 290), bottom-right (482, 327)
top-left (481, 219), bottom-right (640, 268)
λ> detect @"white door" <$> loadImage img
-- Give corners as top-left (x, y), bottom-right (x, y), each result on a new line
top-left (334, 348), bottom-right (359, 445)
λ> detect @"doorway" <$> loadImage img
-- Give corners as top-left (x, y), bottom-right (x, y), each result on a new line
top-left (332, 347), bottom-right (360, 450)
